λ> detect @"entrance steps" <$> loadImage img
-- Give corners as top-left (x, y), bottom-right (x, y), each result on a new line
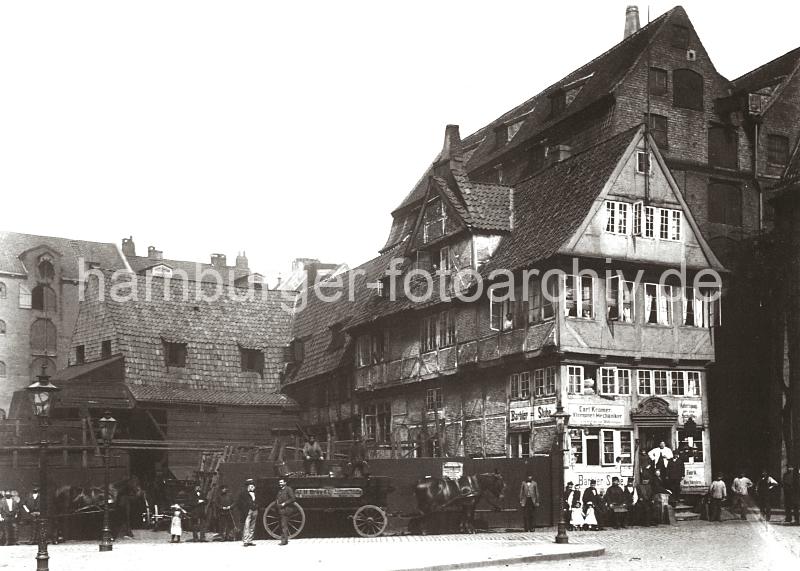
top-left (674, 500), bottom-right (699, 521)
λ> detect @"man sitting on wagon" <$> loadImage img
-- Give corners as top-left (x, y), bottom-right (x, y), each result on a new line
top-left (303, 435), bottom-right (325, 476)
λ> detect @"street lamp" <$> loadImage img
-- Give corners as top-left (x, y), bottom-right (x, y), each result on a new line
top-left (553, 404), bottom-right (571, 545)
top-left (98, 411), bottom-right (117, 552)
top-left (26, 365), bottom-right (60, 571)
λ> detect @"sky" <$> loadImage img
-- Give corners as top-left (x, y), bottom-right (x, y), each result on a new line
top-left (1, 1), bottom-right (799, 284)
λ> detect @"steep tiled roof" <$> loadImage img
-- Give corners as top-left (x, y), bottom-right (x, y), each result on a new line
top-left (127, 384), bottom-right (296, 407)
top-left (126, 255), bottom-right (250, 283)
top-left (392, 7), bottom-right (674, 214)
top-left (96, 273), bottom-right (296, 402)
top-left (484, 128), bottom-right (637, 274)
top-left (0, 231), bottom-right (127, 279)
top-left (285, 248), bottom-right (403, 385)
top-left (732, 46), bottom-right (800, 93)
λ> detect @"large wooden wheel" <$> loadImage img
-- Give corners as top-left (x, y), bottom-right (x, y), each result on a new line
top-left (352, 504), bottom-right (388, 537)
top-left (262, 501), bottom-right (306, 539)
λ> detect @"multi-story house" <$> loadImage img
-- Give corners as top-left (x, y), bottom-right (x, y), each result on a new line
top-left (16, 271), bottom-right (299, 480)
top-left (0, 231), bottom-right (129, 416)
top-left (284, 4), bottom-right (800, 479)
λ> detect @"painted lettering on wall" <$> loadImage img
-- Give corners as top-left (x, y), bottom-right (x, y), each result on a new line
top-left (567, 404), bottom-right (625, 426)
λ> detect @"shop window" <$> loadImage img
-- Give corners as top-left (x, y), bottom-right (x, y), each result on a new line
top-left (19, 284), bottom-right (32, 309)
top-left (423, 196), bottom-right (446, 243)
top-left (240, 347), bottom-right (264, 375)
top-left (509, 372), bottom-right (530, 400)
top-left (567, 365), bottom-right (584, 394)
top-left (767, 135), bottom-right (789, 167)
top-left (607, 276), bottom-right (635, 323)
top-left (528, 274), bottom-right (556, 324)
top-left (708, 124), bottom-right (738, 169)
top-left (670, 25), bottom-right (690, 49)
top-left (564, 275), bottom-right (594, 319)
top-left (426, 388), bottom-right (443, 412)
top-left (649, 68), bottom-right (668, 96)
top-left (678, 429), bottom-right (704, 462)
top-left (620, 431), bottom-right (633, 464)
top-left (572, 429), bottom-right (634, 467)
top-left (569, 429), bottom-right (583, 464)
top-left (638, 370), bottom-right (652, 395)
top-left (645, 284), bottom-right (673, 326)
top-left (708, 181), bottom-right (742, 225)
top-left (510, 432), bottom-right (530, 458)
top-left (605, 201), bottom-right (629, 234)
top-left (653, 371), bottom-right (668, 395)
top-left (646, 113), bottom-right (668, 148)
top-left (164, 341), bottom-right (187, 368)
top-left (38, 259), bottom-right (55, 282)
top-left (585, 430), bottom-right (600, 465)
top-left (602, 430), bottom-right (616, 465)
top-left (75, 345), bottom-right (85, 365)
top-left (31, 319), bottom-right (57, 354)
top-left (673, 69), bottom-right (703, 111)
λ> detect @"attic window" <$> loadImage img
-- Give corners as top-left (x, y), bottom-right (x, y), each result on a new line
top-left (646, 114), bottom-right (668, 148)
top-left (75, 345), bottom-right (85, 365)
top-left (423, 196), bottom-right (446, 243)
top-left (164, 341), bottom-right (187, 368)
top-left (648, 68), bottom-right (668, 97)
top-left (671, 25), bottom-right (690, 49)
top-left (549, 91), bottom-right (566, 117)
top-left (673, 69), bottom-right (703, 111)
top-left (240, 347), bottom-right (264, 375)
top-left (101, 340), bottom-right (112, 360)
top-left (38, 259), bottom-right (55, 282)
top-left (507, 120), bottom-right (523, 142)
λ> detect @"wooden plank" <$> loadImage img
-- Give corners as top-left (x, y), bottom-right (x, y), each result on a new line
top-left (144, 409), bottom-right (168, 440)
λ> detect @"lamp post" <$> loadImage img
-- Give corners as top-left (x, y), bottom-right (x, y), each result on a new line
top-left (553, 404), bottom-right (571, 545)
top-left (98, 411), bottom-right (117, 552)
top-left (25, 365), bottom-right (60, 571)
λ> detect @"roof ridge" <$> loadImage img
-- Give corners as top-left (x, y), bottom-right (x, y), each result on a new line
top-left (460, 7), bottom-right (674, 147)
top-left (732, 45), bottom-right (800, 84)
top-left (0, 229), bottom-right (117, 248)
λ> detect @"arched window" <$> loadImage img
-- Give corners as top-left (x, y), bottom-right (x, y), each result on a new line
top-left (0, 281), bottom-right (6, 299)
top-left (31, 285), bottom-right (57, 312)
top-left (38, 259), bottom-right (55, 282)
top-left (29, 357), bottom-right (57, 381)
top-left (0, 320), bottom-right (6, 335)
top-left (673, 69), bottom-right (703, 111)
top-left (0, 361), bottom-right (6, 378)
top-left (31, 319), bottom-right (57, 354)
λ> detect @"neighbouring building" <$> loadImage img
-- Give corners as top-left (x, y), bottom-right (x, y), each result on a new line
top-left (276, 257), bottom-right (348, 292)
top-left (0, 231), bottom-right (129, 415)
top-left (9, 271), bottom-right (299, 480)
top-left (283, 4), bottom-right (800, 482)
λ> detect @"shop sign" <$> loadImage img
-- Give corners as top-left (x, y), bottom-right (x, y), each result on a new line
top-left (296, 487), bottom-right (363, 498)
top-left (509, 401), bottom-right (532, 425)
top-left (443, 461), bottom-right (463, 479)
top-left (533, 401), bottom-right (557, 424)
top-left (567, 403), bottom-right (625, 426)
top-left (679, 400), bottom-right (703, 424)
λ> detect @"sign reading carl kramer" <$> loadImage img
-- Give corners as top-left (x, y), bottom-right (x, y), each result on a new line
top-left (567, 403), bottom-right (625, 426)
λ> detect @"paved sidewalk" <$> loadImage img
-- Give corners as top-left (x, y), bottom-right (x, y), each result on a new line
top-left (0, 532), bottom-right (603, 571)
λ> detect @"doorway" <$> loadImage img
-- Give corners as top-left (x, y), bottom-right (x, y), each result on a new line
top-left (638, 427), bottom-right (673, 454)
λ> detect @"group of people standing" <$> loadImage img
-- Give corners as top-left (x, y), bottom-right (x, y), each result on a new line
top-left (706, 466), bottom-right (800, 523)
top-left (0, 487), bottom-right (42, 546)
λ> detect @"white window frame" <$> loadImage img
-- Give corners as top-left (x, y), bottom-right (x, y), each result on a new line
top-left (605, 201), bottom-right (629, 235)
top-left (528, 275), bottom-right (556, 324)
top-left (645, 283), bottom-right (673, 326)
top-left (637, 369), bottom-right (653, 395)
top-left (653, 370), bottom-right (668, 395)
top-left (636, 151), bottom-right (653, 175)
top-left (439, 246), bottom-right (451, 272)
top-left (510, 373), bottom-right (520, 399)
top-left (571, 428), bottom-right (634, 467)
top-left (533, 369), bottom-right (544, 398)
top-left (669, 210), bottom-right (682, 241)
top-left (644, 206), bottom-right (656, 238)
top-left (426, 387), bottom-right (443, 413)
top-left (490, 291), bottom-right (516, 332)
top-left (423, 196), bottom-right (446, 243)
top-left (509, 432), bottom-right (530, 459)
top-left (686, 371), bottom-right (701, 396)
top-left (545, 366), bottom-right (556, 396)
top-left (568, 365), bottom-right (584, 395)
top-left (564, 275), bottom-right (594, 319)
top-left (671, 370), bottom-right (685, 396)
top-left (618, 368), bottom-right (631, 395)
top-left (520, 371), bottom-right (531, 399)
top-left (600, 367), bottom-right (616, 395)
top-left (607, 276), bottom-right (635, 323)
top-left (19, 284), bottom-right (32, 309)
top-left (633, 201), bottom-right (643, 236)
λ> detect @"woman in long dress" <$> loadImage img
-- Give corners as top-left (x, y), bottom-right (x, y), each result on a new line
top-left (170, 504), bottom-right (186, 543)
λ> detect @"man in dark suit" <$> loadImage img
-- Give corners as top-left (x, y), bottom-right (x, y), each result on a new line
top-left (275, 478), bottom-right (296, 546)
top-left (189, 484), bottom-right (207, 542)
top-left (238, 479), bottom-right (258, 546)
top-left (22, 486), bottom-right (42, 544)
top-left (0, 491), bottom-right (21, 546)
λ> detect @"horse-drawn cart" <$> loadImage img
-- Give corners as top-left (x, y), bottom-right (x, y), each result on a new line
top-left (256, 475), bottom-right (392, 539)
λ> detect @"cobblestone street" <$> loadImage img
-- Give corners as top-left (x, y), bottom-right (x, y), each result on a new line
top-left (2, 519), bottom-right (798, 571)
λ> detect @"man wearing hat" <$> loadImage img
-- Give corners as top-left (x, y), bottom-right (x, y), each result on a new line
top-left (238, 479), bottom-right (258, 546)
top-left (604, 477), bottom-right (627, 529)
top-left (518, 475), bottom-right (540, 532)
top-left (23, 486), bottom-right (42, 544)
top-left (275, 478), bottom-right (296, 546)
top-left (303, 435), bottom-right (325, 476)
top-left (0, 490), bottom-right (20, 545)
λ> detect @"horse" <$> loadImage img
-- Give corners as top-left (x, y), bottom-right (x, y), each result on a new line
top-left (413, 471), bottom-right (506, 534)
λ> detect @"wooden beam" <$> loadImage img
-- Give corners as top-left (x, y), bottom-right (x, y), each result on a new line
top-left (143, 409), bottom-right (167, 440)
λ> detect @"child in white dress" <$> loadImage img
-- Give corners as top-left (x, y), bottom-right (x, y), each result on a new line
top-left (570, 501), bottom-right (585, 530)
top-left (583, 501), bottom-right (599, 530)
top-left (170, 503), bottom-right (186, 543)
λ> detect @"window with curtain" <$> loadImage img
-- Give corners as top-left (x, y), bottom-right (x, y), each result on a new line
top-left (645, 284), bottom-right (673, 325)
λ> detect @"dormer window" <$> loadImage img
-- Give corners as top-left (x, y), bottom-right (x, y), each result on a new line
top-left (240, 347), bottom-right (264, 375)
top-left (38, 258), bottom-right (55, 282)
top-left (507, 120), bottom-right (523, 142)
top-left (423, 196), bottom-right (446, 243)
top-left (164, 341), bottom-right (187, 368)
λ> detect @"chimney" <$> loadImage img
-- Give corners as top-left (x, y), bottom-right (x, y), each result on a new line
top-left (305, 262), bottom-right (320, 288)
top-left (236, 251), bottom-right (249, 270)
top-left (547, 144), bottom-right (573, 165)
top-left (624, 6), bottom-right (640, 38)
top-left (440, 124), bottom-right (462, 161)
top-left (210, 253), bottom-right (227, 269)
top-left (147, 246), bottom-right (163, 260)
top-left (121, 236), bottom-right (136, 257)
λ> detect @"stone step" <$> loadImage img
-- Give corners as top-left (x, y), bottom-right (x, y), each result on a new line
top-left (675, 512), bottom-right (700, 521)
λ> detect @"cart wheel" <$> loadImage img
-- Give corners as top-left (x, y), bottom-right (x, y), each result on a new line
top-left (262, 501), bottom-right (306, 540)
top-left (352, 504), bottom-right (388, 538)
